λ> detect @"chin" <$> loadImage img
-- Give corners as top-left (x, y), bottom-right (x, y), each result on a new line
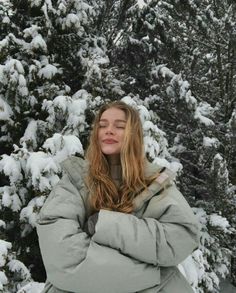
top-left (103, 151), bottom-right (119, 156)
top-left (102, 149), bottom-right (120, 156)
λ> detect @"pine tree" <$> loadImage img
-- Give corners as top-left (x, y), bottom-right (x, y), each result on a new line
top-left (0, 0), bottom-right (235, 291)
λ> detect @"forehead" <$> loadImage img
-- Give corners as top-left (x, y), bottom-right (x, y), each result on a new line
top-left (100, 107), bottom-right (126, 121)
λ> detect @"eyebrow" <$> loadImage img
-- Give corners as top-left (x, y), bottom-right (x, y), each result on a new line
top-left (99, 119), bottom-right (127, 123)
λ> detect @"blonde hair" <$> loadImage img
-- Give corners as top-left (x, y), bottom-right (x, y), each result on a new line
top-left (85, 101), bottom-right (155, 213)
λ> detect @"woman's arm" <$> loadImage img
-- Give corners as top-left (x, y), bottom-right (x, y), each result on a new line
top-left (92, 184), bottom-right (200, 267)
top-left (37, 174), bottom-right (160, 293)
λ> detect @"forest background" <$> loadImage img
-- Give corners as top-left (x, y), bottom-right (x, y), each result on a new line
top-left (0, 0), bottom-right (236, 292)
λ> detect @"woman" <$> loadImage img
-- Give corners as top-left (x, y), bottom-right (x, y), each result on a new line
top-left (37, 101), bottom-right (199, 293)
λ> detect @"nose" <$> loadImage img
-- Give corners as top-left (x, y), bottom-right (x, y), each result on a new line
top-left (105, 125), bottom-right (114, 134)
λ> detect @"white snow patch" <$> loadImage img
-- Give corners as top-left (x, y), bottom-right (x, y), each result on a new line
top-left (17, 282), bottom-right (45, 293)
top-left (38, 64), bottom-right (58, 79)
top-left (194, 102), bottom-right (215, 126)
top-left (20, 120), bottom-right (38, 148)
top-left (209, 214), bottom-right (230, 233)
top-left (26, 152), bottom-right (60, 191)
top-left (203, 137), bottom-right (219, 148)
top-left (137, 0), bottom-right (146, 9)
top-left (0, 271), bottom-right (8, 290)
top-left (68, 99), bottom-right (87, 130)
top-left (121, 96), bottom-right (137, 107)
top-left (0, 240), bottom-right (12, 267)
top-left (0, 155), bottom-right (23, 183)
top-left (0, 186), bottom-right (22, 211)
top-left (20, 196), bottom-right (46, 227)
top-left (138, 105), bottom-right (151, 123)
top-left (43, 133), bottom-right (84, 162)
top-left (5, 59), bottom-right (24, 74)
top-left (0, 97), bottom-right (13, 120)
top-left (8, 259), bottom-right (31, 279)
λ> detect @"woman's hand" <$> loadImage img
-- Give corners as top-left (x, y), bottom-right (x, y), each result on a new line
top-left (84, 212), bottom-right (99, 236)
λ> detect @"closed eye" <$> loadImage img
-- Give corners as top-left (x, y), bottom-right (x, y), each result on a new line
top-left (98, 123), bottom-right (107, 128)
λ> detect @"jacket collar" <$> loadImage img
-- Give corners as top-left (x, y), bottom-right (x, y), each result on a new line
top-left (133, 160), bottom-right (173, 212)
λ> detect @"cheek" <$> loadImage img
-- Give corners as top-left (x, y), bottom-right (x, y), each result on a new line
top-left (119, 131), bottom-right (126, 144)
top-left (98, 129), bottom-right (103, 141)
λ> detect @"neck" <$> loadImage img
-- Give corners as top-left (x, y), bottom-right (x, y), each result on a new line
top-left (109, 161), bottom-right (122, 187)
top-left (107, 154), bottom-right (121, 165)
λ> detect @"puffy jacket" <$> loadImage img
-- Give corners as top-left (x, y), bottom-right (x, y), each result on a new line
top-left (37, 156), bottom-right (199, 293)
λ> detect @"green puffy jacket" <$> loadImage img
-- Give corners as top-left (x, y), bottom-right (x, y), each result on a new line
top-left (37, 156), bottom-right (199, 293)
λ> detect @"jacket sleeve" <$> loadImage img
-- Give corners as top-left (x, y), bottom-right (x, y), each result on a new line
top-left (92, 184), bottom-right (200, 267)
top-left (37, 174), bottom-right (160, 293)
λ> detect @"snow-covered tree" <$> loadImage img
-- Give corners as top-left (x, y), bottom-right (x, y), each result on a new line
top-left (0, 0), bottom-right (235, 292)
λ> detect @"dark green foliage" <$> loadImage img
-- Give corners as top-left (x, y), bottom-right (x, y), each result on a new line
top-left (0, 0), bottom-right (235, 290)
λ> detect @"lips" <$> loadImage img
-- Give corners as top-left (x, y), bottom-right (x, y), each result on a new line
top-left (103, 139), bottom-right (118, 144)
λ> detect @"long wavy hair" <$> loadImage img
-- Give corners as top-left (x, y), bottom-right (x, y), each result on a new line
top-left (85, 101), bottom-right (156, 213)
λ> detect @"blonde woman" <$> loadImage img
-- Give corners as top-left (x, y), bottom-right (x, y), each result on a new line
top-left (37, 101), bottom-right (199, 293)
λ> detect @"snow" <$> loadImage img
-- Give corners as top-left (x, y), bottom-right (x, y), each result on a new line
top-left (2, 16), bottom-right (10, 24)
top-left (20, 196), bottom-right (45, 228)
top-left (137, 105), bottom-right (151, 123)
top-left (0, 271), bottom-right (8, 290)
top-left (53, 95), bottom-right (71, 113)
top-left (0, 240), bottom-right (12, 266)
top-left (0, 39), bottom-right (8, 53)
top-left (195, 109), bottom-right (215, 126)
top-left (43, 133), bottom-right (84, 162)
top-left (194, 102), bottom-right (215, 126)
top-left (0, 186), bottom-right (22, 212)
top-left (38, 64), bottom-right (58, 79)
top-left (58, 2), bottom-right (67, 13)
top-left (65, 13), bottom-right (80, 29)
top-left (17, 282), bottom-right (45, 293)
top-left (113, 29), bottom-right (124, 45)
top-left (19, 86), bottom-right (29, 96)
top-left (0, 5), bottom-right (234, 292)
top-left (214, 153), bottom-right (223, 161)
top-left (154, 65), bottom-right (175, 79)
top-left (68, 99), bottom-right (87, 130)
top-left (191, 207), bottom-right (232, 291)
top-left (29, 0), bottom-right (42, 7)
top-left (203, 136), bottom-right (219, 147)
top-left (0, 97), bottom-right (13, 120)
top-left (20, 120), bottom-right (38, 148)
top-left (31, 34), bottom-right (47, 52)
top-left (137, 0), bottom-right (146, 9)
top-left (121, 96), bottom-right (138, 107)
top-left (5, 59), bottom-right (24, 74)
top-left (228, 108), bottom-right (236, 129)
top-left (143, 120), bottom-right (169, 159)
top-left (18, 74), bottom-right (27, 87)
top-left (23, 25), bottom-right (40, 38)
top-left (144, 135), bottom-right (161, 158)
top-left (209, 214), bottom-right (230, 233)
top-left (26, 151), bottom-right (60, 191)
top-left (0, 155), bottom-right (23, 184)
top-left (8, 259), bottom-right (31, 279)
top-left (169, 143), bottom-right (187, 154)
top-left (43, 92), bottom-right (89, 132)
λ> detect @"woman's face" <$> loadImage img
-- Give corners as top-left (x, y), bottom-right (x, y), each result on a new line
top-left (98, 107), bottom-right (127, 162)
